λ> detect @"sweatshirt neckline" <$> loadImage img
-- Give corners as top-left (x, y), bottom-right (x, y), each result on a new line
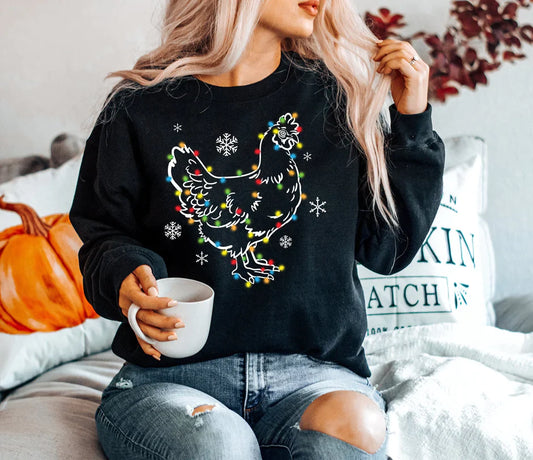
top-left (189, 51), bottom-right (293, 103)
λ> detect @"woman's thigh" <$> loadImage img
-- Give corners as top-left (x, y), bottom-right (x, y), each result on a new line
top-left (95, 364), bottom-right (261, 460)
top-left (254, 355), bottom-right (389, 459)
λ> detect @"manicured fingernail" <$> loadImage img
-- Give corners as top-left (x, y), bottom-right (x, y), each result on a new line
top-left (168, 334), bottom-right (177, 340)
top-left (151, 354), bottom-right (161, 361)
top-left (168, 300), bottom-right (178, 307)
top-left (148, 286), bottom-right (158, 296)
top-left (175, 322), bottom-right (185, 328)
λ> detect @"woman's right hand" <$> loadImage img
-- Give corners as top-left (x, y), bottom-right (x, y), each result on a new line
top-left (118, 264), bottom-right (185, 361)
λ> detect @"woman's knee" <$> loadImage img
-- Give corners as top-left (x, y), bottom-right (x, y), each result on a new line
top-left (298, 389), bottom-right (387, 455)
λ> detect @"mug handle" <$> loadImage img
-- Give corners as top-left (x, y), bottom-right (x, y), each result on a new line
top-left (127, 304), bottom-right (158, 346)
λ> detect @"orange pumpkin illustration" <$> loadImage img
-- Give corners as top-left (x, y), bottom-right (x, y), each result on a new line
top-left (0, 194), bottom-right (98, 334)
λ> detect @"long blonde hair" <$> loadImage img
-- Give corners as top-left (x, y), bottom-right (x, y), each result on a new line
top-left (101, 0), bottom-right (399, 231)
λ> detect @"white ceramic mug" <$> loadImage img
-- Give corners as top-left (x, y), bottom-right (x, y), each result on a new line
top-left (127, 277), bottom-right (214, 358)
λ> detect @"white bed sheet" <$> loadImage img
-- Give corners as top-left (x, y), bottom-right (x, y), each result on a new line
top-left (0, 349), bottom-right (122, 460)
top-left (364, 322), bottom-right (533, 460)
top-left (0, 323), bottom-right (531, 460)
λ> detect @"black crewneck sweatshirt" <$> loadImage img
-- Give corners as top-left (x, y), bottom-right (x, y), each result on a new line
top-left (69, 50), bottom-right (445, 378)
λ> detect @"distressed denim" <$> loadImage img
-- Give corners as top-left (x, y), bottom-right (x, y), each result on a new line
top-left (95, 352), bottom-right (389, 459)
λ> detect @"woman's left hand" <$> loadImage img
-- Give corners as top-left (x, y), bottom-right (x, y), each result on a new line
top-left (373, 38), bottom-right (429, 115)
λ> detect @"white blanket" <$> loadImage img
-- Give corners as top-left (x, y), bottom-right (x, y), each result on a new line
top-left (363, 323), bottom-right (533, 460)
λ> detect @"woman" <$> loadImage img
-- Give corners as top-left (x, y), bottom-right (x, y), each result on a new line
top-left (69, 0), bottom-right (444, 458)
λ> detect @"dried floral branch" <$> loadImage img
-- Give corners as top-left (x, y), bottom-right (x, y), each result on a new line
top-left (364, 1), bottom-right (533, 102)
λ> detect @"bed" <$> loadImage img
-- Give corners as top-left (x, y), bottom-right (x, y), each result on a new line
top-left (0, 134), bottom-right (531, 460)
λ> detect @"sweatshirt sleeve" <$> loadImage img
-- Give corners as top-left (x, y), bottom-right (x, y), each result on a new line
top-left (354, 102), bottom-right (445, 275)
top-left (69, 93), bottom-right (168, 322)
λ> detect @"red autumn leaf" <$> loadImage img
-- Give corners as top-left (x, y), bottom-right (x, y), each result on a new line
top-left (465, 47), bottom-right (478, 65)
top-left (470, 69), bottom-right (489, 85)
top-left (503, 50), bottom-right (527, 60)
top-left (520, 25), bottom-right (533, 43)
top-left (502, 3), bottom-right (519, 17)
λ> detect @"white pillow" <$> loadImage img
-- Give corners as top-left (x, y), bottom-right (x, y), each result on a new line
top-left (0, 318), bottom-right (119, 391)
top-left (0, 153), bottom-right (83, 230)
top-left (0, 153), bottom-right (119, 391)
top-left (359, 135), bottom-right (496, 334)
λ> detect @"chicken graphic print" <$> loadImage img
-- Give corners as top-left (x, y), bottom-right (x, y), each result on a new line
top-left (167, 112), bottom-right (303, 286)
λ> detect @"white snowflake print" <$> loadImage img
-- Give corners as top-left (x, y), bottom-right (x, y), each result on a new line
top-left (303, 152), bottom-right (312, 161)
top-left (173, 123), bottom-right (182, 133)
top-left (216, 133), bottom-right (238, 156)
top-left (164, 221), bottom-right (182, 240)
top-left (196, 251), bottom-right (208, 266)
top-left (309, 197), bottom-right (327, 217)
top-left (279, 235), bottom-right (292, 249)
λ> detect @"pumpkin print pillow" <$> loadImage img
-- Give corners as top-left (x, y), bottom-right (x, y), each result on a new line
top-left (0, 196), bottom-right (98, 332)
top-left (0, 156), bottom-right (118, 391)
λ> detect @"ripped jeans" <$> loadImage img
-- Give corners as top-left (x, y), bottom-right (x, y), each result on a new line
top-left (95, 352), bottom-right (389, 459)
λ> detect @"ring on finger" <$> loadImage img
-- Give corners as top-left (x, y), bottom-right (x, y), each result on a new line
top-left (409, 55), bottom-right (419, 66)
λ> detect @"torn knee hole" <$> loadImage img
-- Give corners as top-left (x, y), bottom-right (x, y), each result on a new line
top-left (192, 404), bottom-right (216, 416)
top-left (188, 403), bottom-right (217, 417)
top-left (296, 392), bottom-right (387, 454)
top-left (115, 378), bottom-right (133, 389)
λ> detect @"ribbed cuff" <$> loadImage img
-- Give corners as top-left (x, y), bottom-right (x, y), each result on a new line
top-left (102, 246), bottom-right (169, 322)
top-left (388, 102), bottom-right (434, 146)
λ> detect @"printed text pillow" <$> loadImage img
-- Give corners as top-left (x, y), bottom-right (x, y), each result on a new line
top-left (359, 135), bottom-right (496, 335)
